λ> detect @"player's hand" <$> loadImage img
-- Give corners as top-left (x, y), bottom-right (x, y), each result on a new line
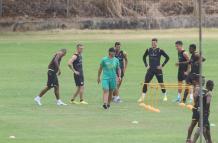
top-left (184, 71), bottom-right (188, 76)
top-left (97, 77), bottom-right (101, 84)
top-left (157, 65), bottom-right (162, 70)
top-left (147, 65), bottom-right (150, 69)
top-left (74, 71), bottom-right (80, 75)
top-left (57, 70), bottom-right (61, 76)
top-left (175, 62), bottom-right (179, 67)
top-left (117, 77), bottom-right (121, 83)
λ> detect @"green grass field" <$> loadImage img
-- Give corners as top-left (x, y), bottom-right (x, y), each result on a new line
top-left (0, 29), bottom-right (217, 143)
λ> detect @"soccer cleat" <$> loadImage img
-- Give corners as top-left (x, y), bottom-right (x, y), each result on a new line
top-left (114, 98), bottom-right (122, 103)
top-left (80, 101), bottom-right (88, 105)
top-left (34, 96), bottom-right (42, 106)
top-left (57, 100), bottom-right (67, 106)
top-left (107, 104), bottom-right (110, 109)
top-left (163, 96), bottom-right (168, 101)
top-left (103, 104), bottom-right (107, 109)
top-left (137, 96), bottom-right (144, 103)
top-left (71, 100), bottom-right (80, 105)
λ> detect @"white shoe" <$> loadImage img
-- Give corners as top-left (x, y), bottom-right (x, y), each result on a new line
top-left (57, 100), bottom-right (67, 106)
top-left (137, 96), bottom-right (144, 103)
top-left (163, 96), bottom-right (168, 101)
top-left (34, 96), bottom-right (42, 106)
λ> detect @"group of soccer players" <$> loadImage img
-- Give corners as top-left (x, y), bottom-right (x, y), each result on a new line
top-left (34, 38), bottom-right (214, 143)
top-left (34, 42), bottom-right (128, 108)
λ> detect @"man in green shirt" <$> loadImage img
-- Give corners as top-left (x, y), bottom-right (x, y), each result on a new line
top-left (97, 48), bottom-right (121, 109)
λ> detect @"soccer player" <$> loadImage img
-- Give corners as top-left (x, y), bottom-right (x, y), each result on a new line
top-left (186, 74), bottom-right (203, 143)
top-left (175, 41), bottom-right (190, 102)
top-left (68, 44), bottom-right (88, 105)
top-left (138, 38), bottom-right (169, 102)
top-left (34, 49), bottom-right (67, 106)
top-left (192, 80), bottom-right (214, 143)
top-left (182, 44), bottom-right (206, 103)
top-left (97, 48), bottom-right (121, 109)
top-left (113, 42), bottom-right (128, 103)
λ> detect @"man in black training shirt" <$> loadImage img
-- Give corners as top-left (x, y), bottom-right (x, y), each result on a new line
top-left (138, 38), bottom-right (169, 103)
top-left (34, 49), bottom-right (67, 106)
top-left (113, 42), bottom-right (128, 103)
top-left (182, 44), bottom-right (206, 103)
top-left (68, 44), bottom-right (88, 105)
top-left (175, 41), bottom-right (190, 102)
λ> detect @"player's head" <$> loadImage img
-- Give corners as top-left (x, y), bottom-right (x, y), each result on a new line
top-left (76, 44), bottom-right (84, 54)
top-left (59, 48), bottom-right (67, 56)
top-left (151, 38), bottom-right (158, 48)
top-left (108, 47), bottom-right (115, 57)
top-left (175, 41), bottom-right (183, 51)
top-left (206, 80), bottom-right (214, 91)
top-left (189, 44), bottom-right (196, 53)
top-left (114, 42), bottom-right (121, 51)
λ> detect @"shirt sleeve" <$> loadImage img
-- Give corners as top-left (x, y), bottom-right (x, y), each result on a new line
top-left (143, 49), bottom-right (149, 67)
top-left (100, 58), bottom-right (104, 66)
top-left (160, 49), bottom-right (169, 67)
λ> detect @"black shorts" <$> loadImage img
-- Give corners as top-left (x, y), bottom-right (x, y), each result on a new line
top-left (186, 73), bottom-right (194, 84)
top-left (74, 74), bottom-right (84, 86)
top-left (178, 71), bottom-right (187, 81)
top-left (192, 108), bottom-right (199, 121)
top-left (47, 70), bottom-right (59, 88)
top-left (145, 68), bottom-right (164, 83)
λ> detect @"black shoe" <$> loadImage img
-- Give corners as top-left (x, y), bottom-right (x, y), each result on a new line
top-left (107, 104), bottom-right (110, 109)
top-left (103, 104), bottom-right (107, 109)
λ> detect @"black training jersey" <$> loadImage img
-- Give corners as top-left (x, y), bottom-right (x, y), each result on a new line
top-left (73, 54), bottom-right (83, 75)
top-left (190, 52), bottom-right (200, 74)
top-left (115, 50), bottom-right (125, 69)
top-left (143, 48), bottom-right (169, 69)
top-left (178, 50), bottom-right (188, 72)
top-left (48, 54), bottom-right (61, 73)
top-left (193, 88), bottom-right (210, 114)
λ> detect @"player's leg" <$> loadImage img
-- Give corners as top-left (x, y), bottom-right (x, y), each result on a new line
top-left (108, 90), bottom-right (113, 108)
top-left (54, 85), bottom-right (67, 106)
top-left (34, 86), bottom-right (51, 106)
top-left (34, 70), bottom-right (54, 106)
top-left (192, 127), bottom-right (200, 143)
top-left (183, 74), bottom-right (192, 103)
top-left (108, 78), bottom-right (117, 107)
top-left (186, 120), bottom-right (198, 142)
top-left (138, 69), bottom-right (154, 102)
top-left (113, 77), bottom-right (123, 103)
top-left (102, 79), bottom-right (110, 109)
top-left (71, 87), bottom-right (80, 104)
top-left (79, 85), bottom-right (88, 104)
top-left (155, 69), bottom-right (167, 101)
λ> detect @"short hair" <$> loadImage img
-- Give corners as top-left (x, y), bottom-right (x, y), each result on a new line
top-left (189, 44), bottom-right (196, 50)
top-left (152, 38), bottom-right (158, 42)
top-left (77, 44), bottom-right (83, 48)
top-left (115, 42), bottom-right (121, 46)
top-left (175, 41), bottom-right (183, 46)
top-left (206, 80), bottom-right (214, 90)
top-left (60, 48), bottom-right (67, 54)
top-left (108, 47), bottom-right (115, 53)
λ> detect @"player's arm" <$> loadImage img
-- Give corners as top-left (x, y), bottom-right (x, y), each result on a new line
top-left (68, 55), bottom-right (80, 75)
top-left (123, 51), bottom-right (128, 73)
top-left (143, 49), bottom-right (149, 68)
top-left (97, 65), bottom-right (103, 84)
top-left (54, 54), bottom-right (61, 75)
top-left (183, 52), bottom-right (191, 75)
top-left (206, 92), bottom-right (212, 104)
top-left (160, 49), bottom-right (170, 68)
top-left (117, 60), bottom-right (121, 82)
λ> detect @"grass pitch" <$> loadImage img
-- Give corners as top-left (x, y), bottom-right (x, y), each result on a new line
top-left (0, 29), bottom-right (217, 143)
